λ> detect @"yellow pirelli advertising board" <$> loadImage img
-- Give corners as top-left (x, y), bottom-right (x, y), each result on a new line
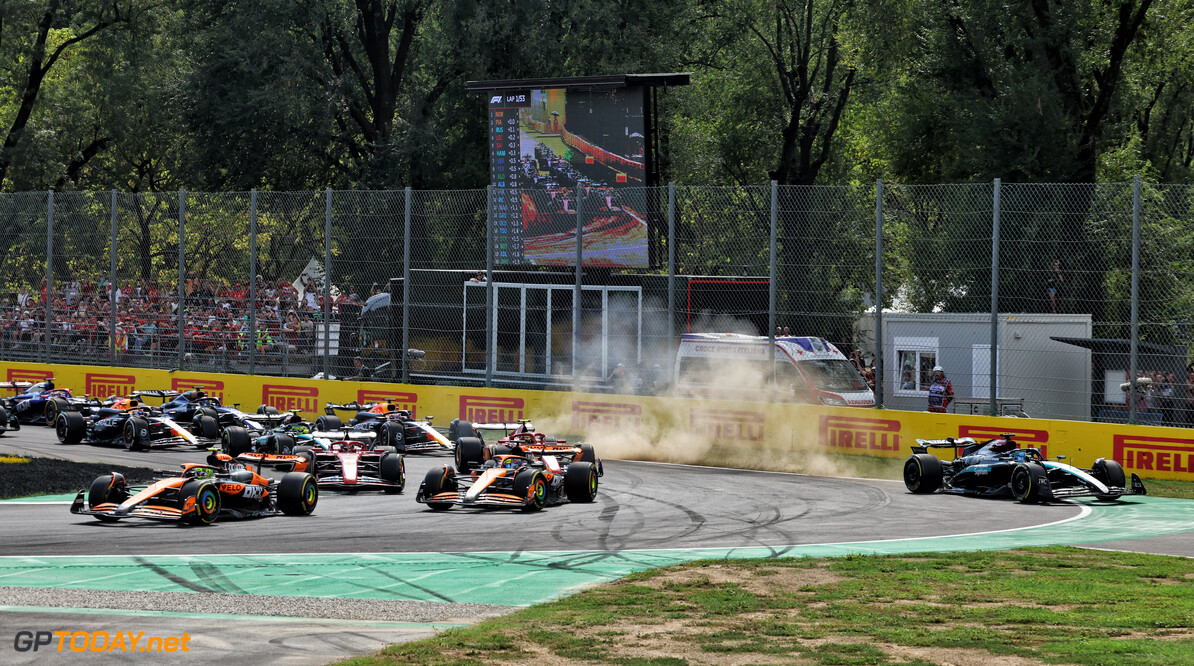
top-left (3, 361), bottom-right (1192, 481)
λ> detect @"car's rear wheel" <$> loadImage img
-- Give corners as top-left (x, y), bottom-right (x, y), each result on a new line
top-left (378, 421), bottom-right (406, 453)
top-left (455, 436), bottom-right (485, 472)
top-left (122, 417), bottom-right (149, 450)
top-left (380, 452), bottom-right (405, 494)
top-left (1011, 463), bottom-right (1051, 503)
top-left (192, 414), bottom-right (219, 442)
top-left (88, 474), bottom-right (128, 522)
top-left (277, 472), bottom-right (318, 515)
top-left (44, 397), bottom-right (68, 425)
top-left (564, 461), bottom-right (598, 503)
top-left (513, 470), bottom-right (547, 512)
top-left (222, 426), bottom-right (252, 456)
top-left (0, 405), bottom-right (9, 434)
top-left (56, 411), bottom-right (86, 444)
top-left (903, 454), bottom-right (943, 494)
top-left (180, 481), bottom-right (221, 525)
top-left (315, 415), bottom-right (342, 432)
top-left (199, 407), bottom-right (219, 419)
top-left (273, 433), bottom-right (296, 454)
top-left (292, 447), bottom-right (317, 474)
top-left (422, 466), bottom-right (457, 511)
top-left (449, 419), bottom-right (473, 442)
top-left (575, 443), bottom-right (596, 463)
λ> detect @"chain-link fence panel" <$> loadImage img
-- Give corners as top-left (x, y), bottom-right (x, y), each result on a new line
top-left (408, 188), bottom-right (486, 384)
top-left (880, 184), bottom-right (994, 414)
top-left (997, 183), bottom-right (1132, 423)
top-left (110, 192), bottom-right (183, 374)
top-left (252, 191), bottom-right (329, 378)
top-left (0, 192), bottom-right (49, 364)
top-left (49, 192), bottom-right (113, 368)
top-left (330, 190), bottom-right (407, 382)
top-left (1134, 183), bottom-right (1194, 427)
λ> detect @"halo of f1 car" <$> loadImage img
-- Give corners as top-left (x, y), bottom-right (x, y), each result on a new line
top-left (903, 433), bottom-right (1147, 503)
top-left (72, 450), bottom-right (318, 524)
top-left (416, 420), bottom-right (602, 511)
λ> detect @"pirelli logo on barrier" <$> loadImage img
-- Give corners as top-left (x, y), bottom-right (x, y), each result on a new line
top-left (959, 425), bottom-right (1049, 458)
top-left (6, 368), bottom-right (52, 384)
top-left (170, 378), bottom-right (225, 402)
top-left (262, 385), bottom-right (319, 414)
top-left (691, 409), bottom-right (764, 442)
top-left (358, 390), bottom-right (418, 417)
top-left (86, 373), bottom-right (136, 399)
top-left (1113, 434), bottom-right (1194, 475)
top-left (572, 401), bottom-right (642, 429)
top-left (819, 415), bottom-right (900, 451)
top-left (460, 396), bottom-right (524, 423)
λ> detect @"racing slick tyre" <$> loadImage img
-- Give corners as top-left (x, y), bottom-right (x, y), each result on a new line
top-left (1092, 459), bottom-right (1127, 501)
top-left (198, 407), bottom-right (219, 419)
top-left (0, 406), bottom-right (9, 435)
top-left (192, 414), bottom-right (219, 442)
top-left (575, 443), bottom-right (597, 464)
top-left (44, 397), bottom-right (69, 425)
top-left (315, 415), bottom-right (342, 432)
top-left (484, 444), bottom-right (512, 461)
top-left (380, 452), bottom-right (406, 494)
top-left (378, 421), bottom-right (406, 453)
top-left (88, 474), bottom-right (128, 522)
top-left (564, 461), bottom-right (599, 503)
top-left (179, 480), bottom-right (221, 525)
top-left (272, 433), bottom-right (296, 455)
top-left (292, 448), bottom-right (317, 474)
top-left (277, 472), bottom-right (319, 515)
top-left (903, 454), bottom-right (943, 494)
top-left (122, 417), bottom-right (150, 450)
top-left (257, 404), bottom-right (279, 415)
top-left (455, 436), bottom-right (485, 471)
top-left (422, 466), bottom-right (457, 511)
top-left (448, 420), bottom-right (473, 442)
top-left (56, 411), bottom-right (86, 444)
top-left (513, 470), bottom-right (548, 512)
top-left (1011, 463), bottom-right (1052, 504)
top-left (222, 426), bottom-right (253, 456)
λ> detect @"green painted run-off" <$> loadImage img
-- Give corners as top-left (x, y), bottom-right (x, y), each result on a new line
top-left (1, 497), bottom-right (1192, 607)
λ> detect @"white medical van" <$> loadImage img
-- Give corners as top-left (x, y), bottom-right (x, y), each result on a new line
top-left (674, 333), bottom-right (875, 407)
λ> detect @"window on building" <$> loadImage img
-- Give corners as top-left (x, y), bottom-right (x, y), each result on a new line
top-left (894, 337), bottom-right (938, 394)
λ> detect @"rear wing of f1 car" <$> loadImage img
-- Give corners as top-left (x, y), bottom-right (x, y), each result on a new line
top-left (912, 437), bottom-right (978, 454)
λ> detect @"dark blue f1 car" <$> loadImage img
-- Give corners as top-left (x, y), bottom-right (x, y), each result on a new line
top-left (903, 434), bottom-right (1146, 503)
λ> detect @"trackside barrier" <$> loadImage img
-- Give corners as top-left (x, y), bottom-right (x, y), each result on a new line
top-left (4, 362), bottom-right (1193, 482)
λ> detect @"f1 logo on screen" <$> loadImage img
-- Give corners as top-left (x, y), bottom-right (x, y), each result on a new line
top-left (490, 95), bottom-right (502, 104)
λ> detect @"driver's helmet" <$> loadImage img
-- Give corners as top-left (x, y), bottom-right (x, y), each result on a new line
top-left (990, 438), bottom-right (1017, 454)
top-left (501, 456), bottom-right (523, 469)
top-left (290, 423), bottom-right (311, 435)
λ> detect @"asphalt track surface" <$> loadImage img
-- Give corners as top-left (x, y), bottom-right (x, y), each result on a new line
top-left (2, 424), bottom-right (1193, 665)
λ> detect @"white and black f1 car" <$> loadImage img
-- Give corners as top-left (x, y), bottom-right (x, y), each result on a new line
top-left (904, 434), bottom-right (1147, 503)
top-left (315, 400), bottom-right (452, 454)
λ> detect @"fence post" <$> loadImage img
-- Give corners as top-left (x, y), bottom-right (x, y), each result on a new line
top-left (109, 191), bottom-right (117, 365)
top-left (44, 191), bottom-right (54, 364)
top-left (249, 188), bottom-right (258, 376)
top-left (483, 186), bottom-right (495, 387)
top-left (573, 184), bottom-right (583, 382)
top-left (990, 178), bottom-right (1001, 416)
top-left (1129, 177), bottom-right (1141, 425)
top-left (403, 186), bottom-right (412, 385)
top-left (874, 180), bottom-right (884, 408)
top-left (667, 182), bottom-right (676, 374)
top-left (178, 190), bottom-right (186, 368)
top-left (768, 182), bottom-right (778, 369)
top-left (323, 188), bottom-right (332, 379)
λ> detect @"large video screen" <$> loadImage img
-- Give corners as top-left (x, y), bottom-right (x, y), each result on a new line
top-left (488, 87), bottom-right (647, 268)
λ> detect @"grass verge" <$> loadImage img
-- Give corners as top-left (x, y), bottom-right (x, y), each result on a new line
top-left (342, 546), bottom-right (1194, 666)
top-left (0, 453), bottom-right (155, 499)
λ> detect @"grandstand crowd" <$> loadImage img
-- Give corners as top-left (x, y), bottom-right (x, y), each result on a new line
top-left (2, 274), bottom-right (369, 361)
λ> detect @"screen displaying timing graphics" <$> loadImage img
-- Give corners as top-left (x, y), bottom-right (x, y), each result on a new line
top-left (487, 87), bottom-right (648, 268)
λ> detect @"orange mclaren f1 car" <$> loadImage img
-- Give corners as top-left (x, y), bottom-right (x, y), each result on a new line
top-left (416, 428), bottom-right (601, 511)
top-left (70, 452), bottom-right (318, 525)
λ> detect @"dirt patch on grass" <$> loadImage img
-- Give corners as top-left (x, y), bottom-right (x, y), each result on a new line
top-left (0, 454), bottom-right (155, 499)
top-left (647, 562), bottom-right (844, 596)
top-left (883, 644), bottom-right (1046, 665)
